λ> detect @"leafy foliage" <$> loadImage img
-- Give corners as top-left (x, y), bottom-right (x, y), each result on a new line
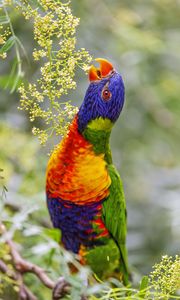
top-left (0, 242), bottom-right (19, 296)
top-left (0, 0), bottom-right (92, 144)
top-left (0, 173), bottom-right (18, 296)
top-left (0, 4), bottom-right (24, 93)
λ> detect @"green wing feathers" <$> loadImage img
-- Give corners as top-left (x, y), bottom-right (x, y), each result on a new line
top-left (102, 164), bottom-right (129, 285)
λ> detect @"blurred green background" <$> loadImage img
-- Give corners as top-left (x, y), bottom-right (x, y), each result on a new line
top-left (0, 0), bottom-right (180, 282)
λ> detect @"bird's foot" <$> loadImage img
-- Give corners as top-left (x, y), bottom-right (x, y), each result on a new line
top-left (52, 277), bottom-right (70, 299)
top-left (52, 276), bottom-right (88, 300)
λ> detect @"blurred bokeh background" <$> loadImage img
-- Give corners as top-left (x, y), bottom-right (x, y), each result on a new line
top-left (0, 0), bottom-right (180, 281)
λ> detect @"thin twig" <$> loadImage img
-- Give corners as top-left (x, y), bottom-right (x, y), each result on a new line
top-left (0, 222), bottom-right (80, 299)
top-left (0, 222), bottom-right (55, 289)
top-left (8, 239), bottom-right (55, 289)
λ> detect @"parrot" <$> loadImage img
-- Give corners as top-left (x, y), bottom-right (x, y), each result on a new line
top-left (46, 58), bottom-right (129, 285)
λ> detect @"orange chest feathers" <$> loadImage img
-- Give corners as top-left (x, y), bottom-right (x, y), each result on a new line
top-left (46, 117), bottom-right (111, 205)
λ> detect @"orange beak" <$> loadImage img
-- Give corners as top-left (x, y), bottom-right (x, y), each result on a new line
top-left (89, 58), bottom-right (114, 82)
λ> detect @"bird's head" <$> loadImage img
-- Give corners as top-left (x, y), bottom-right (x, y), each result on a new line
top-left (78, 58), bottom-right (125, 133)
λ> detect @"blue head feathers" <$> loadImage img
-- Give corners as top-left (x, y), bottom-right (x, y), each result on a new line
top-left (78, 58), bottom-right (125, 133)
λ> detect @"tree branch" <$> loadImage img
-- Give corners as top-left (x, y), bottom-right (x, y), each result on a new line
top-left (0, 259), bottom-right (9, 273)
top-left (0, 222), bottom-right (79, 300)
top-left (7, 238), bottom-right (55, 289)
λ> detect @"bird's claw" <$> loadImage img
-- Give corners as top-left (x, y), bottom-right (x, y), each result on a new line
top-left (52, 277), bottom-right (70, 299)
top-left (52, 276), bottom-right (88, 300)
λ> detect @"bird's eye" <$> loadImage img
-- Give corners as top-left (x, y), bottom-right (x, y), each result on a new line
top-left (102, 88), bottom-right (111, 101)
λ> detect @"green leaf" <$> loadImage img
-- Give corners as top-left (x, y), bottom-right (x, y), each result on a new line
top-left (10, 74), bottom-right (21, 93)
top-left (3, 186), bottom-right (8, 192)
top-left (138, 276), bottom-right (149, 298)
top-left (0, 36), bottom-right (15, 54)
top-left (139, 276), bottom-right (149, 291)
top-left (0, 75), bottom-right (22, 91)
top-left (0, 16), bottom-right (9, 24)
top-left (43, 228), bottom-right (61, 242)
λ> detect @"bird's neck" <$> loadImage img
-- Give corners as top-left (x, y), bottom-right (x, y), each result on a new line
top-left (82, 118), bottom-right (113, 164)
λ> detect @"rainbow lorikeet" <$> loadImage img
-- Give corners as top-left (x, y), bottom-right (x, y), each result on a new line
top-left (46, 58), bottom-right (129, 285)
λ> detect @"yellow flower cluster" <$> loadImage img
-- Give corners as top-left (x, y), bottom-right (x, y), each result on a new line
top-left (150, 255), bottom-right (180, 296)
top-left (17, 0), bottom-right (92, 145)
top-left (0, 7), bottom-right (11, 59)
